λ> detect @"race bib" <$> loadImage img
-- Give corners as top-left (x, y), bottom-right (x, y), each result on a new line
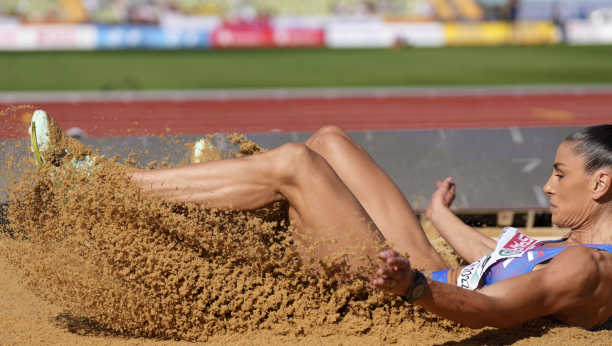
top-left (457, 227), bottom-right (541, 290)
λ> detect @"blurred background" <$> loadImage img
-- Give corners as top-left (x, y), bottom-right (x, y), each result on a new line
top-left (1, 0), bottom-right (612, 238)
top-left (2, 0), bottom-right (612, 47)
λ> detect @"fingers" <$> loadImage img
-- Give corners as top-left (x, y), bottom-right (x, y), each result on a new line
top-left (377, 266), bottom-right (407, 281)
top-left (439, 177), bottom-right (456, 203)
top-left (437, 177), bottom-right (454, 192)
top-left (378, 251), bottom-right (412, 277)
top-left (441, 177), bottom-right (453, 189)
top-left (379, 249), bottom-right (401, 260)
top-left (447, 177), bottom-right (456, 204)
top-left (372, 277), bottom-right (397, 288)
top-left (388, 257), bottom-right (411, 271)
top-left (373, 252), bottom-right (415, 297)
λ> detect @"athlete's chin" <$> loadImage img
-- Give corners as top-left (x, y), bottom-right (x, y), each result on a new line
top-left (550, 214), bottom-right (564, 227)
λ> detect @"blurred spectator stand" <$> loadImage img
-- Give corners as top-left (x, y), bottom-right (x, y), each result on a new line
top-left (2, 0), bottom-right (612, 49)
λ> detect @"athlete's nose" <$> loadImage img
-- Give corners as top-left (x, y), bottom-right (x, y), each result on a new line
top-left (543, 174), bottom-right (555, 196)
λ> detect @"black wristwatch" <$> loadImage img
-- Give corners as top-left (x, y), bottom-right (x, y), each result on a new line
top-left (401, 270), bottom-right (428, 303)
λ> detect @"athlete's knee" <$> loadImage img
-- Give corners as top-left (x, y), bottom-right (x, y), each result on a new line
top-left (308, 125), bottom-right (353, 153)
top-left (316, 125), bottom-right (349, 138)
top-left (275, 142), bottom-right (317, 175)
top-left (274, 142), bottom-right (334, 187)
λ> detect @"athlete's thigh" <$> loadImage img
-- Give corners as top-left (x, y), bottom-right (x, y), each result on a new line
top-left (278, 143), bottom-right (387, 266)
top-left (303, 126), bottom-right (446, 271)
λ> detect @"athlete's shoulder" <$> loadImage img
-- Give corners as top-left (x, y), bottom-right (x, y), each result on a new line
top-left (546, 245), bottom-right (606, 287)
top-left (551, 244), bottom-right (603, 265)
top-left (516, 245), bottom-right (606, 313)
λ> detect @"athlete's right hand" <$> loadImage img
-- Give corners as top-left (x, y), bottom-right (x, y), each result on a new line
top-left (372, 250), bottom-right (416, 297)
top-left (426, 177), bottom-right (456, 219)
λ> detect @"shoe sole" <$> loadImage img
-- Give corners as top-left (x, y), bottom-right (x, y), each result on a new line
top-left (192, 139), bottom-right (216, 164)
top-left (29, 110), bottom-right (49, 168)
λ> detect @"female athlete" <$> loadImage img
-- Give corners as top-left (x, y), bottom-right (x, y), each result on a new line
top-left (29, 110), bottom-right (612, 331)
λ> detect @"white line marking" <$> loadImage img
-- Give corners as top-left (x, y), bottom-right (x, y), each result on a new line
top-left (460, 193), bottom-right (469, 208)
top-left (365, 130), bottom-right (373, 142)
top-left (438, 129), bottom-right (446, 140)
top-left (292, 132), bottom-right (299, 142)
top-left (509, 127), bottom-right (524, 144)
top-left (533, 185), bottom-right (549, 207)
top-left (512, 158), bottom-right (542, 173)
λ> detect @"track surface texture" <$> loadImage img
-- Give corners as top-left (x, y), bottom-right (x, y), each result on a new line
top-left (2, 86), bottom-right (608, 209)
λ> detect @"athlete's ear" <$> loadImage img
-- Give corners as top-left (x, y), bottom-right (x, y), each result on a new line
top-left (592, 170), bottom-right (612, 201)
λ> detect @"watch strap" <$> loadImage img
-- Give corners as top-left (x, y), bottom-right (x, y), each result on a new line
top-left (400, 270), bottom-right (428, 303)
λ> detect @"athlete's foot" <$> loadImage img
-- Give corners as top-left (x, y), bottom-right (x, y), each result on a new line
top-left (192, 138), bottom-right (222, 164)
top-left (29, 110), bottom-right (95, 168)
top-left (29, 110), bottom-right (133, 206)
top-left (31, 109), bottom-right (134, 174)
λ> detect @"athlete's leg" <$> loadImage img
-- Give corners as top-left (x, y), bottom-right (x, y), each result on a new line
top-left (130, 143), bottom-right (386, 263)
top-left (30, 110), bottom-right (384, 265)
top-left (303, 126), bottom-right (446, 271)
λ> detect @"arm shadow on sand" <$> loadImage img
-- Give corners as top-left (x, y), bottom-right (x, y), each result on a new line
top-left (435, 319), bottom-right (564, 346)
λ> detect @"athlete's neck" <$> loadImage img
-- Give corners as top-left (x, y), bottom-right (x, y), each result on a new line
top-left (568, 212), bottom-right (612, 245)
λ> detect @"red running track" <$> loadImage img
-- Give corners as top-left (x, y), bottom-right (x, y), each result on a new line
top-left (1, 92), bottom-right (611, 138)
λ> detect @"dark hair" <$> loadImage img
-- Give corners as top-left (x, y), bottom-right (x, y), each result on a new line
top-left (564, 125), bottom-right (612, 175)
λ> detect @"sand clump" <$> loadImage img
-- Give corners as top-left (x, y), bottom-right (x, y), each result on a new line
top-left (2, 107), bottom-right (612, 345)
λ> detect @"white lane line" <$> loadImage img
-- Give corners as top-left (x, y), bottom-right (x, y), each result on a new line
top-left (292, 132), bottom-right (299, 142)
top-left (461, 193), bottom-right (470, 208)
top-left (533, 185), bottom-right (549, 207)
top-left (438, 129), bottom-right (446, 140)
top-left (512, 158), bottom-right (542, 173)
top-left (365, 130), bottom-right (373, 142)
top-left (509, 127), bottom-right (524, 144)
top-left (3, 84), bottom-right (612, 103)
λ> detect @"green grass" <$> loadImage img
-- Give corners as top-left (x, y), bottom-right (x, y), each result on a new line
top-left (2, 45), bottom-right (612, 91)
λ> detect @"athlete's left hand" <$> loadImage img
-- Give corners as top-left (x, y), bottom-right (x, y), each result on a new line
top-left (372, 250), bottom-right (416, 296)
top-left (426, 177), bottom-right (455, 220)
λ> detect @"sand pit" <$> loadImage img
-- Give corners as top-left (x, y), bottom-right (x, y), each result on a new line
top-left (1, 107), bottom-right (612, 345)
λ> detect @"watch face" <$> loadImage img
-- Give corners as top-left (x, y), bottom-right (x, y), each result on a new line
top-left (412, 284), bottom-right (426, 300)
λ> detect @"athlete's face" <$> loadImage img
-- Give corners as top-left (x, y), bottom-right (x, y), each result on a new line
top-left (543, 142), bottom-right (594, 228)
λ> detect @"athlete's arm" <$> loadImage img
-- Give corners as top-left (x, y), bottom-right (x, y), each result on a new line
top-left (426, 178), bottom-right (495, 263)
top-left (374, 247), bottom-right (606, 329)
